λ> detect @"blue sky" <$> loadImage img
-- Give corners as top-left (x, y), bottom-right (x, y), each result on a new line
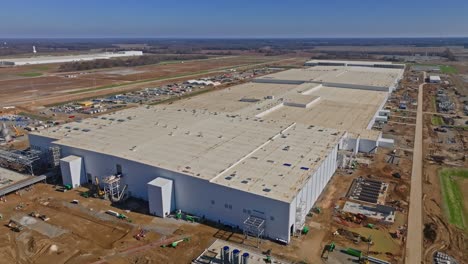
top-left (1, 0), bottom-right (467, 38)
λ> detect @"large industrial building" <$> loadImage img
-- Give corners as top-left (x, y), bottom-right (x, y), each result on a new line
top-left (0, 51), bottom-right (143, 66)
top-left (28, 60), bottom-right (405, 243)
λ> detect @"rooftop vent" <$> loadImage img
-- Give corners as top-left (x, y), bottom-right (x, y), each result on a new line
top-left (225, 176), bottom-right (233, 180)
top-left (283, 163), bottom-right (292, 167)
top-left (262, 188), bottom-right (271, 192)
top-left (300, 167), bottom-right (310, 171)
top-left (241, 180), bottom-right (248, 184)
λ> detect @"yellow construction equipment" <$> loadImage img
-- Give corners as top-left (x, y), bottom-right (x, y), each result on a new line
top-left (12, 125), bottom-right (24, 137)
top-left (94, 177), bottom-right (105, 197)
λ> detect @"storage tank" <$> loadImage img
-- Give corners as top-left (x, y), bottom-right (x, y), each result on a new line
top-left (222, 246), bottom-right (230, 264)
top-left (231, 249), bottom-right (240, 264)
top-left (241, 252), bottom-right (249, 264)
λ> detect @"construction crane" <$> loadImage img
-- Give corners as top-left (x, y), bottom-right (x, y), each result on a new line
top-left (94, 177), bottom-right (105, 197)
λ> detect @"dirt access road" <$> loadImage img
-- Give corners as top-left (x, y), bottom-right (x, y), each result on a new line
top-left (405, 72), bottom-right (425, 264)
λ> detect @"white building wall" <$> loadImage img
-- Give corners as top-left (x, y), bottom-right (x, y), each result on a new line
top-left (29, 134), bottom-right (57, 153)
top-left (322, 82), bottom-right (390, 92)
top-left (60, 156), bottom-right (85, 188)
top-left (288, 144), bottom-right (338, 233)
top-left (358, 139), bottom-right (377, 153)
top-left (54, 144), bottom-right (292, 242)
top-left (29, 133), bottom-right (340, 243)
top-left (377, 137), bottom-right (395, 149)
top-left (342, 137), bottom-right (358, 153)
top-left (9, 51), bottom-right (144, 66)
top-left (148, 178), bottom-right (174, 217)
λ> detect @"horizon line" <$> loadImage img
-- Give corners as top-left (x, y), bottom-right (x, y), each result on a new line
top-left (1, 36), bottom-right (468, 40)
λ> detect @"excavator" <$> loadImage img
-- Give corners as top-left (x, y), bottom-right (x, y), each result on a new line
top-left (12, 125), bottom-right (24, 138)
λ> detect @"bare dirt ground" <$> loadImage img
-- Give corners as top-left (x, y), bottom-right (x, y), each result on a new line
top-left (315, 151), bottom-right (412, 264)
top-left (422, 114), bottom-right (468, 263)
top-left (0, 181), bottom-right (344, 264)
top-left (0, 55), bottom-right (306, 108)
top-left (0, 150), bottom-right (413, 264)
top-left (0, 183), bottom-right (222, 264)
top-left (423, 118), bottom-right (468, 263)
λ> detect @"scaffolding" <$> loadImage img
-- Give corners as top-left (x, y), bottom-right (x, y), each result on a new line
top-left (0, 149), bottom-right (41, 175)
top-left (243, 216), bottom-right (265, 248)
top-left (48, 146), bottom-right (61, 169)
top-left (295, 201), bottom-right (307, 236)
top-left (103, 174), bottom-right (127, 202)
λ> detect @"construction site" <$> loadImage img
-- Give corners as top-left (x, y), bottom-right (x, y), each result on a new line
top-left (0, 57), bottom-right (466, 264)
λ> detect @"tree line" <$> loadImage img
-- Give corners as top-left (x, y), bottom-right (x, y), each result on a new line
top-left (58, 54), bottom-right (209, 72)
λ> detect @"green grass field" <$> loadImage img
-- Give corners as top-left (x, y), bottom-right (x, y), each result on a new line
top-left (439, 65), bottom-right (458, 74)
top-left (17, 72), bottom-right (43, 77)
top-left (431, 115), bottom-right (444, 126)
top-left (411, 64), bottom-right (457, 74)
top-left (32, 65), bottom-right (51, 71)
top-left (439, 168), bottom-right (468, 230)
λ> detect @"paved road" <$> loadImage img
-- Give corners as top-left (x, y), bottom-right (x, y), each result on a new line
top-left (405, 73), bottom-right (425, 264)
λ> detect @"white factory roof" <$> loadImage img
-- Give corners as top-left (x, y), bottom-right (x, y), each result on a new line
top-left (31, 60), bottom-right (403, 201)
top-left (0, 51), bottom-right (143, 66)
top-left (174, 82), bottom-right (389, 140)
top-left (283, 94), bottom-right (320, 106)
top-left (256, 66), bottom-right (404, 88)
top-left (32, 107), bottom-right (342, 202)
top-left (429, 75), bottom-right (441, 82)
top-left (263, 86), bottom-right (387, 139)
top-left (305, 59), bottom-right (400, 66)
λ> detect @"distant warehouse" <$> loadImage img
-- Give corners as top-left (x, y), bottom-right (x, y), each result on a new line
top-left (29, 60), bottom-right (405, 243)
top-left (0, 51), bottom-right (143, 66)
top-left (429, 75), bottom-right (442, 83)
